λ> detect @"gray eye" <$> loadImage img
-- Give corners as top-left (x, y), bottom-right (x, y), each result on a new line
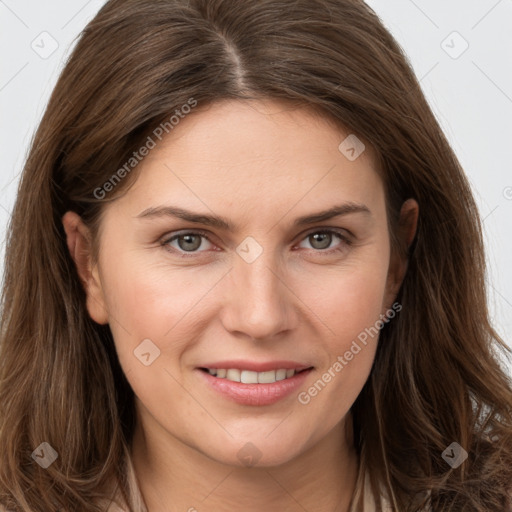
top-left (176, 234), bottom-right (203, 251)
top-left (307, 232), bottom-right (333, 250)
top-left (166, 233), bottom-right (213, 253)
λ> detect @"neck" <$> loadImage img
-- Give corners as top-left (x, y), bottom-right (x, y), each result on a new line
top-left (130, 403), bottom-right (359, 512)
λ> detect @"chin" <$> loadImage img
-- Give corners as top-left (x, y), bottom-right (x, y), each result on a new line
top-left (207, 438), bottom-right (305, 469)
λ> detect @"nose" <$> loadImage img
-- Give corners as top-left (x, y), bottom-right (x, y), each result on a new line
top-left (219, 246), bottom-right (299, 341)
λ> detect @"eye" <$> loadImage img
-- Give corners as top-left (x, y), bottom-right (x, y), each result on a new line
top-left (162, 230), bottom-right (215, 255)
top-left (161, 228), bottom-right (352, 257)
top-left (296, 229), bottom-right (351, 254)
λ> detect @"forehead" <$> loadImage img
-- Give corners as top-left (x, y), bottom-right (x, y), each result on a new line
top-left (108, 99), bottom-right (385, 224)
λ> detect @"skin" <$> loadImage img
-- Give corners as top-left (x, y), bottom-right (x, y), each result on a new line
top-left (63, 99), bottom-right (418, 512)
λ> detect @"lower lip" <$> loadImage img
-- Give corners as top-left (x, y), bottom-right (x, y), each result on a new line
top-left (196, 368), bottom-right (313, 406)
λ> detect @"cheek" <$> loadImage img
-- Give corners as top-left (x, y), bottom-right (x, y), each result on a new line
top-left (329, 270), bottom-right (387, 342)
top-left (101, 252), bottom-right (227, 368)
top-left (102, 264), bottom-right (207, 416)
top-left (296, 251), bottom-right (389, 406)
top-left (306, 250), bottom-right (390, 347)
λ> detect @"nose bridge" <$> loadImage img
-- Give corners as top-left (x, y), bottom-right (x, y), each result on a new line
top-left (223, 237), bottom-right (295, 340)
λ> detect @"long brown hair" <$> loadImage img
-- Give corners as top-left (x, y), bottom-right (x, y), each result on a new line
top-left (1, 0), bottom-right (511, 510)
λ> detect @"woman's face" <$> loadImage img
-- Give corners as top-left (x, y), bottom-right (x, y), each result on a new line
top-left (74, 99), bottom-right (411, 467)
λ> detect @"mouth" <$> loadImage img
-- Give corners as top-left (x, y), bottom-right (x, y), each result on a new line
top-left (198, 367), bottom-right (313, 384)
top-left (197, 365), bottom-right (315, 406)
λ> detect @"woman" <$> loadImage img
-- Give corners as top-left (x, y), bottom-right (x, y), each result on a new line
top-left (0, 0), bottom-right (511, 511)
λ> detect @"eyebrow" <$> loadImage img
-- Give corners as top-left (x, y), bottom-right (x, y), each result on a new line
top-left (135, 202), bottom-right (372, 230)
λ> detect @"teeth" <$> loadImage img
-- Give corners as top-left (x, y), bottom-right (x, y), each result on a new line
top-left (207, 368), bottom-right (300, 383)
top-left (258, 370), bottom-right (277, 384)
top-left (275, 369), bottom-right (287, 381)
top-left (241, 370), bottom-right (258, 384)
top-left (226, 369), bottom-right (241, 382)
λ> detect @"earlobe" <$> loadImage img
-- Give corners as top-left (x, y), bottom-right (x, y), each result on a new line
top-left (61, 211), bottom-right (109, 325)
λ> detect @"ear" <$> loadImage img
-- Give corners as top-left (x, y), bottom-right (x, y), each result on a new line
top-left (383, 198), bottom-right (419, 309)
top-left (62, 211), bottom-right (109, 325)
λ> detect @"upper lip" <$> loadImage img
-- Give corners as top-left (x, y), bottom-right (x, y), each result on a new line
top-left (198, 360), bottom-right (314, 372)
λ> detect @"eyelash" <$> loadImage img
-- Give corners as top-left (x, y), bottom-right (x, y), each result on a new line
top-left (160, 228), bottom-right (352, 258)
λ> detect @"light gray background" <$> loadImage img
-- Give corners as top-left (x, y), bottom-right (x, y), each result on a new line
top-left (1, 1), bottom-right (511, 350)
